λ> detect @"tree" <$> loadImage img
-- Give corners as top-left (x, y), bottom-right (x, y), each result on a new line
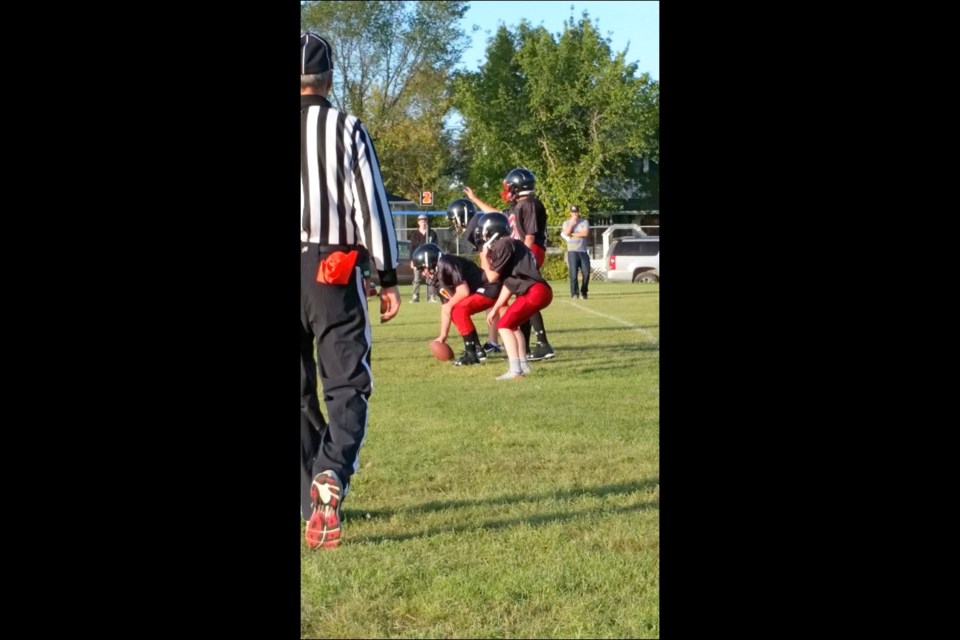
top-left (301, 1), bottom-right (470, 205)
top-left (452, 11), bottom-right (659, 224)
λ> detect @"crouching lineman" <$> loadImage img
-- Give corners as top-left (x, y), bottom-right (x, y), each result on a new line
top-left (412, 241), bottom-right (502, 366)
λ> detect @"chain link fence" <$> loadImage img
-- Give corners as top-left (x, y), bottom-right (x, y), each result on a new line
top-left (395, 219), bottom-right (658, 282)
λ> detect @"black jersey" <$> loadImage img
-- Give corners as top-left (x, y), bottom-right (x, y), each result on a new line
top-left (487, 238), bottom-right (548, 295)
top-left (464, 214), bottom-right (481, 251)
top-left (436, 254), bottom-right (502, 301)
top-left (506, 197), bottom-right (547, 249)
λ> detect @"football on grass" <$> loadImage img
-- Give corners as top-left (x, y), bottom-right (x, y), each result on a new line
top-left (430, 341), bottom-right (454, 361)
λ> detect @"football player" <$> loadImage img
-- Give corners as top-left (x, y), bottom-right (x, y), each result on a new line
top-left (476, 213), bottom-right (554, 380)
top-left (446, 198), bottom-right (503, 355)
top-left (464, 168), bottom-right (557, 360)
top-left (412, 242), bottom-right (503, 366)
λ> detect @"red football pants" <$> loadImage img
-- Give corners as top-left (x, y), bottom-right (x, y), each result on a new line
top-left (498, 282), bottom-right (553, 332)
top-left (452, 293), bottom-right (496, 336)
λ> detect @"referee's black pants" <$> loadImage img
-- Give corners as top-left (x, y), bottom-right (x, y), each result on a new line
top-left (300, 243), bottom-right (372, 519)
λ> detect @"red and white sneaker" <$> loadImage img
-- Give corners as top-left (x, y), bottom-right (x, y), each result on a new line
top-left (305, 471), bottom-right (342, 549)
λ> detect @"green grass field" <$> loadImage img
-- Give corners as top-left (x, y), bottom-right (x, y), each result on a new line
top-left (301, 280), bottom-right (659, 639)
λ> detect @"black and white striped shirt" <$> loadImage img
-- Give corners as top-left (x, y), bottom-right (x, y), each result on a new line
top-left (301, 94), bottom-right (398, 284)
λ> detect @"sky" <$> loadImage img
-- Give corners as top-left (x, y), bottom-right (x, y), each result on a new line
top-left (457, 1), bottom-right (659, 80)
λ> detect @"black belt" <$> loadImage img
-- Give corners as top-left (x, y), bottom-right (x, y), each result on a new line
top-left (302, 243), bottom-right (369, 261)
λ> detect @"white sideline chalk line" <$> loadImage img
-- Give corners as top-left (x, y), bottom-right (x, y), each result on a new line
top-left (567, 300), bottom-right (659, 343)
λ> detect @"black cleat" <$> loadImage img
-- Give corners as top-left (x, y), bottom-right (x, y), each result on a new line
top-left (528, 343), bottom-right (556, 361)
top-left (453, 350), bottom-right (482, 366)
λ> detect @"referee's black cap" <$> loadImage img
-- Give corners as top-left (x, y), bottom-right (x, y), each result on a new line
top-left (301, 33), bottom-right (332, 75)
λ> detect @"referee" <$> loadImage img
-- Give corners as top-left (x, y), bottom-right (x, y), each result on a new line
top-left (300, 32), bottom-right (401, 549)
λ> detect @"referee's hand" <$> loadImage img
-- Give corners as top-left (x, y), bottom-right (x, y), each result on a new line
top-left (379, 286), bottom-right (401, 323)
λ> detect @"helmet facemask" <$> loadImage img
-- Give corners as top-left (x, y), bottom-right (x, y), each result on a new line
top-left (450, 212), bottom-right (465, 238)
top-left (412, 243), bottom-right (442, 286)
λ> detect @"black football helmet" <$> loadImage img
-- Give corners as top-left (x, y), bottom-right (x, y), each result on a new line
top-left (446, 198), bottom-right (477, 238)
top-left (411, 243), bottom-right (442, 274)
top-left (503, 168), bottom-right (536, 197)
top-left (475, 213), bottom-right (511, 247)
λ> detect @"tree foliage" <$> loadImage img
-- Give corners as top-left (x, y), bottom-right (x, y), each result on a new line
top-left (452, 11), bottom-right (659, 224)
top-left (301, 1), bottom-right (470, 203)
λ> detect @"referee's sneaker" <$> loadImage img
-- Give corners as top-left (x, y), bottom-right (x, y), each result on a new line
top-left (305, 470), bottom-right (344, 550)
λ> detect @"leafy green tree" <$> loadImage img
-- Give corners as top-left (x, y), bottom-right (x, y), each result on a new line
top-left (301, 1), bottom-right (470, 204)
top-left (453, 11), bottom-right (659, 225)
